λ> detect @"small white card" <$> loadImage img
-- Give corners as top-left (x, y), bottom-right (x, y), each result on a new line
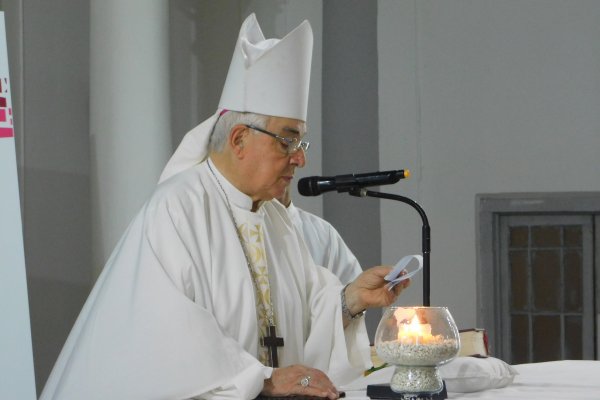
top-left (384, 254), bottom-right (423, 291)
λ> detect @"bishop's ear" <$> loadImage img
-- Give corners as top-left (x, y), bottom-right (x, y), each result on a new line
top-left (228, 124), bottom-right (248, 157)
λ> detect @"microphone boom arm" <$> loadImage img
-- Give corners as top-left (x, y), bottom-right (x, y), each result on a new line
top-left (349, 188), bottom-right (431, 306)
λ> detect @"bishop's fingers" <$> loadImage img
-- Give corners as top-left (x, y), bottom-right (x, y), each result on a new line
top-left (296, 368), bottom-right (340, 399)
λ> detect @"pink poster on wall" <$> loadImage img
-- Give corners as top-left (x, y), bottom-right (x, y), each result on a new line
top-left (0, 72), bottom-right (13, 138)
top-left (0, 11), bottom-right (37, 400)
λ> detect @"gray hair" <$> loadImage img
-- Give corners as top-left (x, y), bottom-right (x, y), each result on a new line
top-left (208, 111), bottom-right (269, 153)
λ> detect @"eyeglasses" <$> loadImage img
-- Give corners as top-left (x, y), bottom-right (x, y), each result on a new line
top-left (245, 124), bottom-right (310, 154)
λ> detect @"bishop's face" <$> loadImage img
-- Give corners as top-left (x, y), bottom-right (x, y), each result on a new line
top-left (239, 116), bottom-right (306, 203)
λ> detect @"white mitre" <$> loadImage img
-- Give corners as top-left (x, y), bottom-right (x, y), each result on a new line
top-left (159, 13), bottom-right (313, 183)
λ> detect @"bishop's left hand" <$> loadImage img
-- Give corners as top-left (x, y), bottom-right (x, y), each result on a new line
top-left (344, 266), bottom-right (410, 316)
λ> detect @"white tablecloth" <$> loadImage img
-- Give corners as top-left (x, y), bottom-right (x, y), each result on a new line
top-left (341, 360), bottom-right (600, 400)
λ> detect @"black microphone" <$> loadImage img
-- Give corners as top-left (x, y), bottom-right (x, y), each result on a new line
top-left (297, 169), bottom-right (410, 196)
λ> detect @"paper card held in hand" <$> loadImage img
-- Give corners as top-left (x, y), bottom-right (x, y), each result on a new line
top-left (384, 254), bottom-right (423, 291)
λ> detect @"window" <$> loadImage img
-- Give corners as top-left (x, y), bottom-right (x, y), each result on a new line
top-left (477, 193), bottom-right (600, 362)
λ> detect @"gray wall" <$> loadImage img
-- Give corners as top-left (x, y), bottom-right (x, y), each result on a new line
top-left (322, 0), bottom-right (381, 337)
top-left (379, 0), bottom-right (600, 327)
top-left (3, 0), bottom-right (91, 394)
top-left (6, 0), bottom-right (600, 394)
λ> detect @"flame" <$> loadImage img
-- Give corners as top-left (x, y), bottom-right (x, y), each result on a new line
top-left (397, 314), bottom-right (436, 344)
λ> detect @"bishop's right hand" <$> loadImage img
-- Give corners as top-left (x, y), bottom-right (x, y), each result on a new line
top-left (262, 364), bottom-right (341, 399)
top-left (345, 266), bottom-right (411, 315)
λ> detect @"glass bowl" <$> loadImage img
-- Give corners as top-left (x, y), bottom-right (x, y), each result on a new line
top-left (374, 306), bottom-right (460, 395)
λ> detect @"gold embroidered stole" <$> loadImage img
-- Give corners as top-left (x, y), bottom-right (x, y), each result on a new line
top-left (238, 222), bottom-right (274, 365)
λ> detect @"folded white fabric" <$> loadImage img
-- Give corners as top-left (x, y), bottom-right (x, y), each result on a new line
top-left (440, 356), bottom-right (518, 393)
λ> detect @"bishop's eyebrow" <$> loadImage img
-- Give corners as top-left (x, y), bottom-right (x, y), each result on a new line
top-left (282, 127), bottom-right (302, 136)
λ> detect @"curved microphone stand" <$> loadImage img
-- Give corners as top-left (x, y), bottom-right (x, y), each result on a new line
top-left (349, 188), bottom-right (431, 306)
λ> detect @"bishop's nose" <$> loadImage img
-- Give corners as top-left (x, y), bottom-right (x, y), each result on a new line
top-left (290, 149), bottom-right (306, 168)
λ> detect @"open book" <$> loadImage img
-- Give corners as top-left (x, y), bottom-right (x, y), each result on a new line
top-left (458, 328), bottom-right (489, 358)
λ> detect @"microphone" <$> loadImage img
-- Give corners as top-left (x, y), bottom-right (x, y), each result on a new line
top-left (297, 169), bottom-right (410, 196)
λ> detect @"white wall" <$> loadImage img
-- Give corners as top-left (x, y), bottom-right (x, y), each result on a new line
top-left (379, 0), bottom-right (600, 328)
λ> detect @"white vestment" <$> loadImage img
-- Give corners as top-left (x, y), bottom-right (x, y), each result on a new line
top-left (40, 160), bottom-right (370, 400)
top-left (287, 203), bottom-right (363, 285)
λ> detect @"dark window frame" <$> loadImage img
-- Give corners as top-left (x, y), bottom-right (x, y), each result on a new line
top-left (476, 192), bottom-right (600, 362)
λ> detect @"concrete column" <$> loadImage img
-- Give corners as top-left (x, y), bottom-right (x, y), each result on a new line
top-left (90, 0), bottom-right (171, 277)
top-left (322, 0), bottom-right (380, 337)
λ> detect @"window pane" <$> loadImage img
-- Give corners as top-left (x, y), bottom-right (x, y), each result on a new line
top-left (510, 226), bottom-right (529, 248)
top-left (532, 250), bottom-right (561, 311)
top-left (564, 250), bottom-right (583, 312)
top-left (511, 314), bottom-right (529, 364)
top-left (533, 315), bottom-right (561, 361)
top-left (532, 226), bottom-right (561, 247)
top-left (565, 316), bottom-right (582, 359)
top-left (563, 226), bottom-right (582, 248)
top-left (510, 251), bottom-right (528, 311)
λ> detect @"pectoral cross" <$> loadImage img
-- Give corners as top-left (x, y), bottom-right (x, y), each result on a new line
top-left (261, 325), bottom-right (284, 367)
